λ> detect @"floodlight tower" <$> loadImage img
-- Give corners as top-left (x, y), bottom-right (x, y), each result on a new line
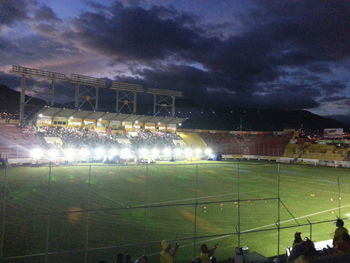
top-left (147, 88), bottom-right (182, 117)
top-left (111, 81), bottom-right (144, 114)
top-left (10, 65), bottom-right (67, 124)
top-left (70, 74), bottom-right (106, 110)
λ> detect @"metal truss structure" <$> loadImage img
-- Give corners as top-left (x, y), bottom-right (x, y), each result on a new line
top-left (148, 88), bottom-right (183, 117)
top-left (111, 81), bottom-right (143, 114)
top-left (70, 74), bottom-right (106, 111)
top-left (9, 65), bottom-right (183, 124)
top-left (10, 65), bottom-right (68, 124)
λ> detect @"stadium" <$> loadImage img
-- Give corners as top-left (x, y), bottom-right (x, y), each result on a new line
top-left (0, 64), bottom-right (350, 263)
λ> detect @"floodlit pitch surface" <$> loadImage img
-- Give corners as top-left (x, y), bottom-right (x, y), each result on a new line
top-left (1, 161), bottom-right (350, 262)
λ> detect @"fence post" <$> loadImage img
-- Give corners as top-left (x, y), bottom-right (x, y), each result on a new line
top-left (84, 165), bottom-right (92, 263)
top-left (143, 164), bottom-right (149, 254)
top-left (307, 219), bottom-right (312, 241)
top-left (0, 166), bottom-right (8, 260)
top-left (237, 161), bottom-right (241, 248)
top-left (338, 175), bottom-right (341, 217)
top-left (193, 164), bottom-right (199, 256)
top-left (45, 163), bottom-right (52, 263)
top-left (277, 164), bottom-right (281, 256)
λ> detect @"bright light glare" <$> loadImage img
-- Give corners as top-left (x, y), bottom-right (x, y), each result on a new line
top-left (121, 148), bottom-right (132, 159)
top-left (48, 149), bottom-right (59, 159)
top-left (30, 148), bottom-right (43, 159)
top-left (205, 148), bottom-right (213, 155)
top-left (151, 148), bottom-right (160, 157)
top-left (174, 148), bottom-right (182, 156)
top-left (94, 147), bottom-right (105, 158)
top-left (139, 148), bottom-right (149, 156)
top-left (184, 148), bottom-right (192, 157)
top-left (109, 148), bottom-right (118, 157)
top-left (163, 148), bottom-right (171, 156)
top-left (195, 148), bottom-right (202, 156)
top-left (64, 148), bottom-right (76, 160)
top-left (79, 148), bottom-right (90, 158)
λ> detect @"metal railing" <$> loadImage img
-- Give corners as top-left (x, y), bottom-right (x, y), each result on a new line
top-left (0, 162), bottom-right (347, 262)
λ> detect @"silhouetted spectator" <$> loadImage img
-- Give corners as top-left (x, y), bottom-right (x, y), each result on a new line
top-left (337, 232), bottom-right (350, 253)
top-left (199, 244), bottom-right (218, 263)
top-left (116, 253), bottom-right (124, 263)
top-left (125, 254), bottom-right (132, 263)
top-left (333, 219), bottom-right (349, 246)
top-left (135, 255), bottom-right (147, 263)
top-left (160, 240), bottom-right (179, 263)
top-left (293, 232), bottom-right (302, 247)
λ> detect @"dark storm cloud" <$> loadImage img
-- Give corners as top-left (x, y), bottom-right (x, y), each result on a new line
top-left (0, 0), bottom-right (33, 26)
top-left (250, 0), bottom-right (350, 61)
top-left (69, 2), bottom-right (204, 60)
top-left (2, 0), bottom-right (350, 111)
top-left (33, 5), bottom-right (62, 22)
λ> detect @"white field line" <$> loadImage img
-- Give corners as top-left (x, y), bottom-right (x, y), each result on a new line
top-left (148, 203), bottom-right (350, 255)
top-left (145, 191), bottom-right (261, 206)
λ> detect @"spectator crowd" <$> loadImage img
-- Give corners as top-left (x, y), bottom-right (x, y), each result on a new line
top-left (96, 219), bottom-right (350, 263)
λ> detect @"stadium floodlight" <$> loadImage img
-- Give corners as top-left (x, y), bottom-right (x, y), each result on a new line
top-left (109, 148), bottom-right (118, 157)
top-left (48, 149), bottom-right (59, 160)
top-left (69, 116), bottom-right (74, 119)
top-left (163, 147), bottom-right (172, 156)
top-left (139, 148), bottom-right (149, 157)
top-left (64, 148), bottom-right (76, 160)
top-left (195, 148), bottom-right (202, 156)
top-left (184, 148), bottom-right (193, 157)
top-left (178, 123), bottom-right (182, 126)
top-left (79, 148), bottom-right (90, 158)
top-left (174, 148), bottom-right (182, 157)
top-left (38, 113), bottom-right (43, 118)
top-left (204, 148), bottom-right (213, 156)
top-left (151, 148), bottom-right (160, 157)
top-left (120, 148), bottom-right (132, 159)
top-left (135, 120), bottom-right (139, 124)
top-left (94, 147), bottom-right (105, 159)
top-left (30, 148), bottom-right (43, 159)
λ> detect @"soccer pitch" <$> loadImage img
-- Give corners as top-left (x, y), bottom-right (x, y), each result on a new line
top-left (1, 161), bottom-right (350, 263)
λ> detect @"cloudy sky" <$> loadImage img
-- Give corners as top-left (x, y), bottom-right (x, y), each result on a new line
top-left (1, 0), bottom-right (350, 119)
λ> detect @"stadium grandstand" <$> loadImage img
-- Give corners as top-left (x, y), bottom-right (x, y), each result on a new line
top-left (2, 66), bottom-right (350, 263)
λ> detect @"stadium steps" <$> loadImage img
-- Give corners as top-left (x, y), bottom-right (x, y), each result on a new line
top-left (0, 124), bottom-right (37, 158)
top-left (177, 132), bottom-right (207, 148)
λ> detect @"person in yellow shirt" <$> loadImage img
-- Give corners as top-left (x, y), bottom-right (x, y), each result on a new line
top-left (160, 240), bottom-right (179, 263)
top-left (333, 218), bottom-right (349, 247)
top-left (199, 244), bottom-right (218, 263)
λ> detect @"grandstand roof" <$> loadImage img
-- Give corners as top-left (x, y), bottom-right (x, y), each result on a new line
top-left (37, 107), bottom-right (186, 124)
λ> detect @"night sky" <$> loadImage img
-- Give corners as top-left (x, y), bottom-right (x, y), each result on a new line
top-left (1, 0), bottom-right (350, 120)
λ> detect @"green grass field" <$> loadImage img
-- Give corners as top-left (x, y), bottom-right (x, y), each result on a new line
top-left (1, 161), bottom-right (350, 263)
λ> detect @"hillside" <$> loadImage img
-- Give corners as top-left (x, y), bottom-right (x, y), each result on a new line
top-left (0, 85), bottom-right (347, 131)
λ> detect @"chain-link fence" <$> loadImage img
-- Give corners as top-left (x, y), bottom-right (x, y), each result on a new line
top-left (0, 162), bottom-right (349, 262)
